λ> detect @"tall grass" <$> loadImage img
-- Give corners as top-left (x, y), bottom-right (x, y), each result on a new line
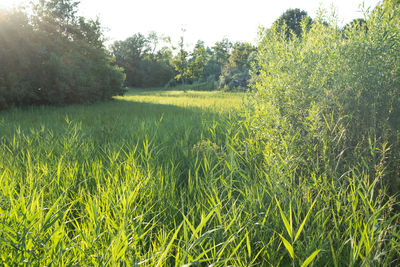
top-left (0, 89), bottom-right (398, 265)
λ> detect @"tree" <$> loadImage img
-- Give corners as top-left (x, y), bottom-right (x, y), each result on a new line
top-left (111, 33), bottom-right (174, 88)
top-left (219, 42), bottom-right (256, 91)
top-left (343, 18), bottom-right (368, 32)
top-left (273, 8), bottom-right (313, 39)
top-left (111, 33), bottom-right (150, 87)
top-left (213, 38), bottom-right (232, 66)
top-left (147, 31), bottom-right (159, 57)
top-left (187, 40), bottom-right (208, 80)
top-left (32, 0), bottom-right (80, 39)
top-left (204, 38), bottom-right (232, 80)
top-left (77, 17), bottom-right (104, 48)
top-left (171, 29), bottom-right (189, 91)
top-left (0, 0), bottom-right (125, 109)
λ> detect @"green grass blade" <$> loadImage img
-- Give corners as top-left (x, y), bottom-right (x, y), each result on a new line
top-left (300, 249), bottom-right (320, 267)
top-left (279, 234), bottom-right (294, 259)
top-left (275, 197), bottom-right (293, 239)
top-left (294, 197), bottom-right (318, 243)
top-left (156, 222), bottom-right (183, 267)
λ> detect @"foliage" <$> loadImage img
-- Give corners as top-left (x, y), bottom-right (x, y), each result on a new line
top-left (253, 0), bottom-right (400, 193)
top-left (111, 32), bottom-right (174, 88)
top-left (0, 0), bottom-right (125, 109)
top-left (171, 31), bottom-right (190, 90)
top-left (111, 33), bottom-right (249, 91)
top-left (111, 32), bottom-right (250, 91)
top-left (219, 42), bottom-right (256, 91)
top-left (203, 38), bottom-right (232, 81)
top-left (187, 40), bottom-right (209, 81)
top-left (273, 8), bottom-right (313, 39)
top-left (111, 33), bottom-right (150, 87)
top-left (343, 18), bottom-right (368, 32)
top-left (1, 1), bottom-right (399, 265)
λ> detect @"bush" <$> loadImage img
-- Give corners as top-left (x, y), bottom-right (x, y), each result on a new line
top-left (252, 1), bottom-right (400, 192)
top-left (246, 2), bottom-right (400, 264)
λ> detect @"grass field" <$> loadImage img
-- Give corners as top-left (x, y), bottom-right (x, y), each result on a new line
top-left (0, 89), bottom-right (398, 266)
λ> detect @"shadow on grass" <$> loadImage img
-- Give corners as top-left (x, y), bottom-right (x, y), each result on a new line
top-left (0, 97), bottom-right (232, 201)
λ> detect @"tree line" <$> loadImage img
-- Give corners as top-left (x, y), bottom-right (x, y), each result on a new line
top-left (109, 8), bottom-right (310, 91)
top-left (111, 32), bottom-right (256, 91)
top-left (110, 8), bottom-right (367, 91)
top-left (0, 1), bottom-right (371, 109)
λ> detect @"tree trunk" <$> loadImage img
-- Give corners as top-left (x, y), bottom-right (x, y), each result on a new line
top-left (181, 73), bottom-right (186, 92)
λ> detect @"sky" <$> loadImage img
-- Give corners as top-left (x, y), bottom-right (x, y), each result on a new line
top-left (1, 0), bottom-right (382, 47)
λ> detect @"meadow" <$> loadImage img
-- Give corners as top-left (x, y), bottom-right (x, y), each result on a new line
top-left (1, 0), bottom-right (400, 265)
top-left (0, 89), bottom-right (398, 266)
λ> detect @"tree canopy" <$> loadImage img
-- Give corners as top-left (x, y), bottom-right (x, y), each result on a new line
top-left (273, 8), bottom-right (313, 39)
top-left (0, 0), bottom-right (125, 109)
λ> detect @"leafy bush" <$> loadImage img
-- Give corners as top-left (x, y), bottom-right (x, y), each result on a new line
top-left (246, 2), bottom-right (400, 264)
top-left (252, 0), bottom-right (400, 192)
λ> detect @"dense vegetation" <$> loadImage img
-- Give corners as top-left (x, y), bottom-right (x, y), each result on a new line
top-left (253, 0), bottom-right (400, 195)
top-left (111, 33), bottom-right (174, 88)
top-left (112, 33), bottom-right (256, 91)
top-left (0, 0), bottom-right (125, 109)
top-left (1, 89), bottom-right (398, 266)
top-left (272, 8), bottom-right (313, 39)
top-left (246, 0), bottom-right (400, 265)
top-left (0, 0), bottom-right (400, 266)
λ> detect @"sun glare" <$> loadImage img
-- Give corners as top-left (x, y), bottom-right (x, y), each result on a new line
top-left (0, 0), bottom-right (27, 9)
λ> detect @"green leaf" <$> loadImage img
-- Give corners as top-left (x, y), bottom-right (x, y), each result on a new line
top-left (279, 234), bottom-right (294, 259)
top-left (301, 249), bottom-right (321, 267)
top-left (276, 197), bottom-right (293, 239)
top-left (156, 222), bottom-right (183, 267)
top-left (294, 197), bottom-right (317, 243)
top-left (246, 232), bottom-right (251, 257)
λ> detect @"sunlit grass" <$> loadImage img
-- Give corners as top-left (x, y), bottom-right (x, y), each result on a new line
top-left (117, 89), bottom-right (246, 112)
top-left (0, 89), bottom-right (398, 266)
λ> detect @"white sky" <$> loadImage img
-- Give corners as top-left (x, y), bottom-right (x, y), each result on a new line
top-left (2, 0), bottom-right (381, 47)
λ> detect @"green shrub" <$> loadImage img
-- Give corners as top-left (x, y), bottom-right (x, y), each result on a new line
top-left (252, 0), bottom-right (400, 192)
top-left (248, 2), bottom-right (400, 264)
